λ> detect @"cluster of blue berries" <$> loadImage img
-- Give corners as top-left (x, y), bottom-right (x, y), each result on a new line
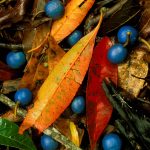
top-left (107, 25), bottom-right (138, 64)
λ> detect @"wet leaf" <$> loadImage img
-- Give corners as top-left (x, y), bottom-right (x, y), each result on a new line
top-left (19, 14), bottom-right (103, 134)
top-left (86, 37), bottom-right (118, 150)
top-left (51, 0), bottom-right (95, 43)
top-left (0, 118), bottom-right (36, 150)
top-left (118, 47), bottom-right (149, 97)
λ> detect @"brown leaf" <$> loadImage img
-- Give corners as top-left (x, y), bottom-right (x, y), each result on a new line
top-left (0, 110), bottom-right (22, 122)
top-left (1, 79), bottom-right (20, 94)
top-left (139, 0), bottom-right (150, 38)
top-left (118, 47), bottom-right (148, 97)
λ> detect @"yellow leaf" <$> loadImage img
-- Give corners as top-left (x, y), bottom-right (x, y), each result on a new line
top-left (51, 0), bottom-right (95, 43)
top-left (19, 13), bottom-right (103, 134)
top-left (70, 121), bottom-right (80, 146)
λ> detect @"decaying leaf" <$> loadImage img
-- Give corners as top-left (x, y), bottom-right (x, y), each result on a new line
top-left (51, 0), bottom-right (95, 43)
top-left (100, 0), bottom-right (141, 35)
top-left (118, 47), bottom-right (148, 97)
top-left (1, 79), bottom-right (20, 94)
top-left (139, 0), bottom-right (150, 38)
top-left (0, 110), bottom-right (22, 122)
top-left (19, 14), bottom-right (103, 134)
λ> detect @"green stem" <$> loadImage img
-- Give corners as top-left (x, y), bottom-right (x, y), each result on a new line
top-left (139, 37), bottom-right (150, 51)
top-left (0, 94), bottom-right (82, 150)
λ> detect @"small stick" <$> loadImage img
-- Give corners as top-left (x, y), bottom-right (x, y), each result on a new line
top-left (0, 94), bottom-right (82, 150)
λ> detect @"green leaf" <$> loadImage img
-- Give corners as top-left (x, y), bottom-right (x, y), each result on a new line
top-left (0, 118), bottom-right (36, 150)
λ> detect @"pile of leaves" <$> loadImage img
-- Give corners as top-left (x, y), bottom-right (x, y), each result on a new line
top-left (0, 0), bottom-right (150, 149)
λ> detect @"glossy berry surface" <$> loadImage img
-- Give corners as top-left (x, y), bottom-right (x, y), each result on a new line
top-left (67, 30), bottom-right (83, 46)
top-left (6, 51), bottom-right (26, 69)
top-left (14, 88), bottom-right (32, 106)
top-left (41, 134), bottom-right (59, 150)
top-left (44, 0), bottom-right (64, 20)
top-left (107, 44), bottom-right (127, 64)
top-left (71, 96), bottom-right (85, 114)
top-left (117, 25), bottom-right (138, 45)
top-left (102, 133), bottom-right (122, 150)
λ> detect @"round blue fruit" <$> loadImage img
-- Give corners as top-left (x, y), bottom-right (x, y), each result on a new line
top-left (14, 88), bottom-right (32, 106)
top-left (41, 134), bottom-right (59, 150)
top-left (67, 30), bottom-right (83, 46)
top-left (71, 96), bottom-right (85, 114)
top-left (117, 25), bottom-right (138, 45)
top-left (44, 0), bottom-right (64, 20)
top-left (102, 133), bottom-right (122, 150)
top-left (6, 51), bottom-right (26, 69)
top-left (107, 44), bottom-right (127, 64)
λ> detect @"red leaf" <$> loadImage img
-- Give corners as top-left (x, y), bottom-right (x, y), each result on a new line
top-left (0, 61), bottom-right (16, 81)
top-left (86, 37), bottom-right (118, 150)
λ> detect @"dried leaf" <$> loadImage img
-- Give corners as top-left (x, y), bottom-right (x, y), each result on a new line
top-left (139, 0), bottom-right (150, 38)
top-left (86, 37), bottom-right (118, 150)
top-left (1, 79), bottom-right (20, 94)
top-left (19, 23), bottom-right (50, 91)
top-left (118, 47), bottom-right (148, 97)
top-left (51, 0), bottom-right (95, 43)
top-left (19, 14), bottom-right (103, 134)
top-left (0, 110), bottom-right (22, 122)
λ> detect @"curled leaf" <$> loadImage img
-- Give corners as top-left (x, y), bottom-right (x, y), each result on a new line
top-left (19, 14), bottom-right (103, 134)
top-left (51, 0), bottom-right (95, 43)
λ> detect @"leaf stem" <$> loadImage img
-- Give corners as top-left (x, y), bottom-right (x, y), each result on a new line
top-left (139, 37), bottom-right (150, 51)
top-left (0, 94), bottom-right (82, 150)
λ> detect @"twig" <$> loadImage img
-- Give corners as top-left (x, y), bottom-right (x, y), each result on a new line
top-left (0, 94), bottom-right (82, 150)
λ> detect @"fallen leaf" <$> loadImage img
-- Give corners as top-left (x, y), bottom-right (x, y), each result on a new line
top-left (54, 118), bottom-right (84, 146)
top-left (86, 37), bottom-right (118, 150)
top-left (100, 0), bottom-right (141, 35)
top-left (0, 110), bottom-right (22, 122)
top-left (51, 0), bottom-right (95, 43)
top-left (118, 47), bottom-right (148, 97)
top-left (0, 61), bottom-right (16, 81)
top-left (19, 13), bottom-right (103, 134)
top-left (70, 121), bottom-right (80, 146)
top-left (1, 79), bottom-right (20, 94)
top-left (139, 0), bottom-right (150, 38)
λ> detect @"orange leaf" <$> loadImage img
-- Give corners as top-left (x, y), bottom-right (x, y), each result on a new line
top-left (51, 0), bottom-right (95, 43)
top-left (19, 14), bottom-right (103, 134)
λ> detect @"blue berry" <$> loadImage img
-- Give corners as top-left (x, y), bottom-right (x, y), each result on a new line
top-left (6, 51), bottom-right (26, 69)
top-left (71, 96), bottom-right (85, 114)
top-left (14, 88), bottom-right (32, 106)
top-left (67, 30), bottom-right (83, 46)
top-left (41, 134), bottom-right (59, 150)
top-left (117, 25), bottom-right (138, 45)
top-left (107, 44), bottom-right (127, 64)
top-left (102, 133), bottom-right (122, 150)
top-left (44, 0), bottom-right (64, 20)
